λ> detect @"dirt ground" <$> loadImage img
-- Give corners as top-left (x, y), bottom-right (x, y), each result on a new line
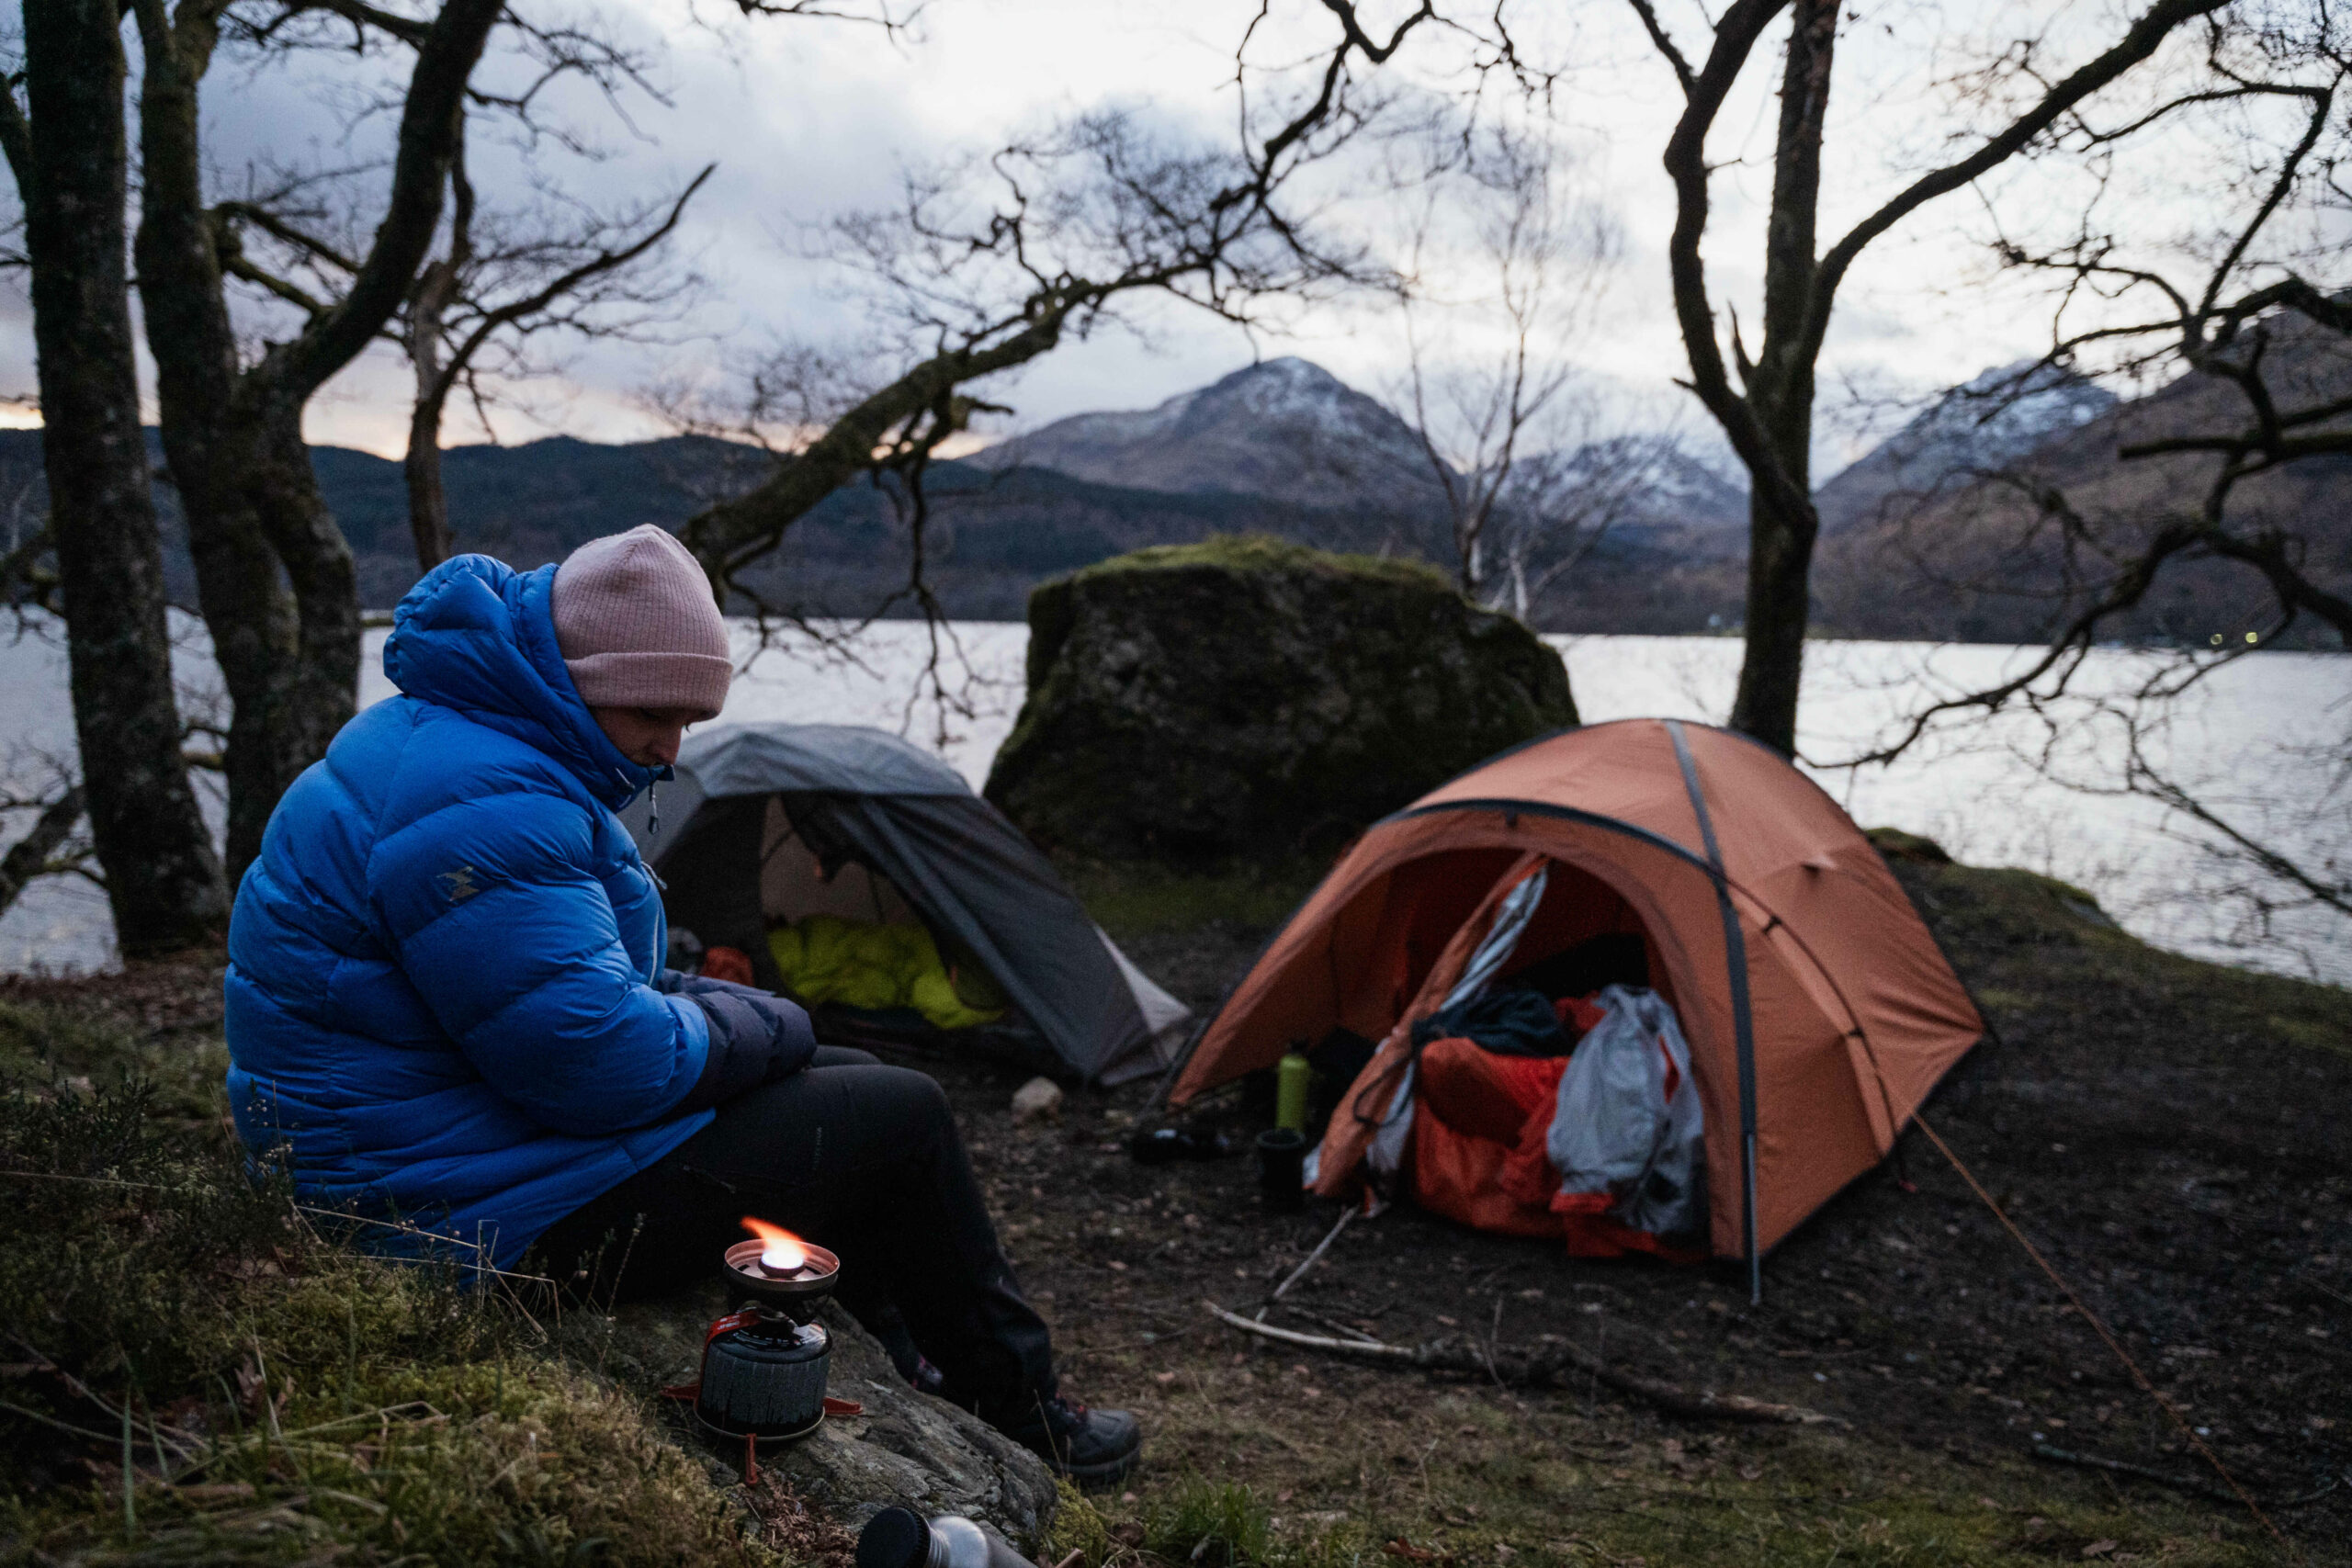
top-left (6, 846), bottom-right (2343, 1566)
top-left (910, 848), bottom-right (2352, 1564)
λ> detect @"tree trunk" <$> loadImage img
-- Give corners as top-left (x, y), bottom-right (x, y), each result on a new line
top-left (131, 0), bottom-right (498, 880)
top-left (402, 252), bottom-right (460, 574)
top-left (249, 394), bottom-right (362, 778)
top-left (9, 0), bottom-right (228, 955)
top-left (131, 0), bottom-right (308, 882)
top-left (401, 157), bottom-right (468, 574)
top-left (402, 397), bottom-right (456, 573)
top-left (1726, 0), bottom-right (1836, 755)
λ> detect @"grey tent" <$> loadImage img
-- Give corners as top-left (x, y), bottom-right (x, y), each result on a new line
top-left (618, 722), bottom-right (1191, 1085)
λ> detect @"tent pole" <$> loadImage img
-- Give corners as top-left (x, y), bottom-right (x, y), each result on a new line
top-left (1667, 721), bottom-right (1764, 1306)
top-left (1746, 1132), bottom-right (1760, 1305)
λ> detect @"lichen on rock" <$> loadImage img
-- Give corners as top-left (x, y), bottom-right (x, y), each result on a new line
top-left (984, 536), bottom-right (1578, 863)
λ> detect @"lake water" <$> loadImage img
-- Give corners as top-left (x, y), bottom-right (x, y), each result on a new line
top-left (4, 615), bottom-right (2344, 986)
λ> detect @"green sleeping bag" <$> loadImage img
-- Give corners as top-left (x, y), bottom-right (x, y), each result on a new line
top-left (767, 915), bottom-right (1009, 1031)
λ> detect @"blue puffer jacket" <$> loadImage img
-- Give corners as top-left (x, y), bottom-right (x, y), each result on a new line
top-left (223, 555), bottom-right (808, 1268)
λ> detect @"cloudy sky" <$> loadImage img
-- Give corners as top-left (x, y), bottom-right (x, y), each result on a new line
top-left (0, 0), bottom-right (2189, 469)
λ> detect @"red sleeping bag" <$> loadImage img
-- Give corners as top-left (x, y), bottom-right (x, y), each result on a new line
top-left (1408, 1022), bottom-right (1701, 1261)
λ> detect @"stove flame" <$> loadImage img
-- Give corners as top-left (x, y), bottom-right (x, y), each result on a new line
top-left (741, 1216), bottom-right (808, 1272)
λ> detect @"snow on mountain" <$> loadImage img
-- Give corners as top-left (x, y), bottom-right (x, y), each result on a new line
top-left (969, 357), bottom-right (1442, 511)
top-left (1815, 360), bottom-right (2117, 530)
top-left (1486, 436), bottom-right (1748, 547)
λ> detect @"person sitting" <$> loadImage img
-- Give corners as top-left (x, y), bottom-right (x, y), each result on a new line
top-left (220, 525), bottom-right (1139, 1483)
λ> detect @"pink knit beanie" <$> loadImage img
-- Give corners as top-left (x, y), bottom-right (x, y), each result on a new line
top-left (551, 525), bottom-right (732, 718)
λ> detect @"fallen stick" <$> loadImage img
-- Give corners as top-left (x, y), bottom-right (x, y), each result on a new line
top-left (2031, 1444), bottom-right (2343, 1509)
top-left (1277, 1303), bottom-right (1387, 1346)
top-left (1204, 1303), bottom-right (1838, 1426)
top-left (1263, 1207), bottom-right (1355, 1314)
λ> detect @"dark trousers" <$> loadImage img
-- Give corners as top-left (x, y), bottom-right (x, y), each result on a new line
top-left (533, 1047), bottom-right (1057, 1423)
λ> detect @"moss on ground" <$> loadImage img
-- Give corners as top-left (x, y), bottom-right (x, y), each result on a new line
top-left (0, 1003), bottom-right (797, 1568)
top-left (1043, 1436), bottom-right (2281, 1568)
top-left (0, 999), bottom-right (228, 1126)
top-left (1864, 827), bottom-right (2348, 1063)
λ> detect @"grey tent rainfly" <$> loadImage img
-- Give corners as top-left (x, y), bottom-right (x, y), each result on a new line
top-left (618, 723), bottom-right (1191, 1085)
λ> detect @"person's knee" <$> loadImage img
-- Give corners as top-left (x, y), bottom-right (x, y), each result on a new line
top-left (810, 1044), bottom-right (881, 1070)
top-left (876, 1065), bottom-right (953, 1131)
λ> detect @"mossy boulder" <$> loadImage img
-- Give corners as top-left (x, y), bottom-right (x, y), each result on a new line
top-left (984, 536), bottom-right (1577, 862)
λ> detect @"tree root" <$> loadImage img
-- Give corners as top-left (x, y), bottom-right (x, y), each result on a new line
top-left (1204, 1302), bottom-right (1841, 1426)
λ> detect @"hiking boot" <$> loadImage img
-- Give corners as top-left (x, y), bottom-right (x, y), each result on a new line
top-left (1002, 1393), bottom-right (1141, 1485)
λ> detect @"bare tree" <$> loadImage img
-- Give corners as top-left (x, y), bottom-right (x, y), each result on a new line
top-left (401, 143), bottom-right (713, 570)
top-left (1250, 0), bottom-right (2224, 749)
top-left (130, 0), bottom-right (504, 880)
top-left (128, 0), bottom-right (897, 881)
top-left (1375, 125), bottom-right (1687, 618)
top-left (1391, 127), bottom-right (1610, 600)
top-left (1817, 6), bottom-right (2352, 958)
top-left (1487, 424), bottom-right (1689, 622)
top-left (0, 0), bottom-right (228, 955)
top-left (677, 1), bottom-right (1469, 609)
top-left (1624, 0), bottom-right (2232, 752)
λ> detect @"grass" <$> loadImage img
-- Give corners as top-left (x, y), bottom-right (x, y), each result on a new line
top-left (0, 1002), bottom-right (791, 1568)
top-left (1057, 854), bottom-right (1329, 943)
top-left (1042, 1416), bottom-right (2283, 1568)
top-left (0, 999), bottom-right (229, 1126)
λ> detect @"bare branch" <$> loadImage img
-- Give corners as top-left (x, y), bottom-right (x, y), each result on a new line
top-left (1808, 0), bottom-right (2232, 368)
top-left (269, 0), bottom-right (503, 401)
top-left (1623, 0), bottom-right (1696, 96)
top-left (213, 198), bottom-right (365, 275)
top-left (0, 783), bottom-right (85, 921)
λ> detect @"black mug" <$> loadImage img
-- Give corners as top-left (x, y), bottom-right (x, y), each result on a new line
top-left (1256, 1128), bottom-right (1307, 1213)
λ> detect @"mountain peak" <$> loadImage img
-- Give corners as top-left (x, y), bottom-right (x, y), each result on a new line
top-left (1212, 355), bottom-right (1344, 390)
top-left (970, 357), bottom-right (1439, 509)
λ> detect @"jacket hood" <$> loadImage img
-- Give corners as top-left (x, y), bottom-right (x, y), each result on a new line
top-left (383, 555), bottom-right (663, 810)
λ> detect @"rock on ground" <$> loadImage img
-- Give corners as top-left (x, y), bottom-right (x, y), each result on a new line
top-left (769, 1303), bottom-right (1059, 1541)
top-left (984, 536), bottom-right (1577, 862)
top-left (1011, 1076), bottom-right (1064, 1122)
top-left (612, 1292), bottom-right (1057, 1546)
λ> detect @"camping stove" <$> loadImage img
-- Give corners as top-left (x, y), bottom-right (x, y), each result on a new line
top-left (692, 1221), bottom-right (841, 1448)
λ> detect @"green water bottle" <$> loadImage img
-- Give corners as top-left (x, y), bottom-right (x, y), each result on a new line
top-left (1275, 1051), bottom-right (1311, 1134)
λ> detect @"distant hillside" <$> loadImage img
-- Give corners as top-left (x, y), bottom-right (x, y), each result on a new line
top-left (7, 348), bottom-right (2337, 644)
top-left (1814, 360), bottom-right (2117, 533)
top-left (1499, 436), bottom-right (1749, 537)
top-left (0, 426), bottom-right (1453, 621)
top-left (1811, 334), bottom-right (2352, 648)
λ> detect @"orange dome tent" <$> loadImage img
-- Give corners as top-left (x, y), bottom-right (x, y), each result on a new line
top-left (1167, 719), bottom-right (1984, 1299)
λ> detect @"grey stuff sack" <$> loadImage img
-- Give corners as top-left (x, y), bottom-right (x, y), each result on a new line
top-left (1544, 985), bottom-right (1706, 1240)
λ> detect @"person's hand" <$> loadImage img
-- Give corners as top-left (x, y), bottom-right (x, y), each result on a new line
top-left (674, 986), bottom-right (815, 1112)
top-left (669, 970), bottom-right (772, 1001)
